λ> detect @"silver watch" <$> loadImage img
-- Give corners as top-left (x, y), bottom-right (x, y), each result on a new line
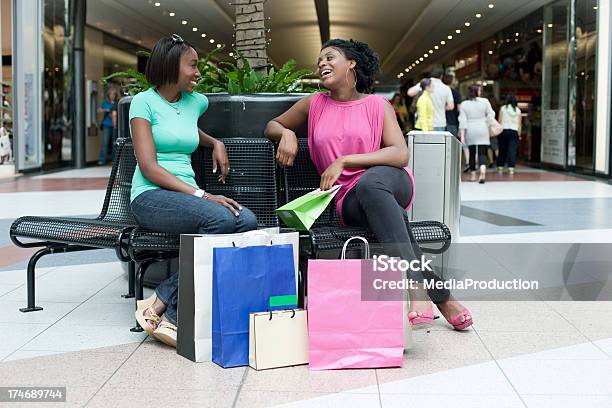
top-left (193, 189), bottom-right (206, 198)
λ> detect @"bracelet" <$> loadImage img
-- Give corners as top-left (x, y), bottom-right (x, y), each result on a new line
top-left (203, 192), bottom-right (210, 200)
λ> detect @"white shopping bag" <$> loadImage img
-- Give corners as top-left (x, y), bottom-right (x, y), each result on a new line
top-left (177, 228), bottom-right (299, 362)
top-left (249, 309), bottom-right (308, 370)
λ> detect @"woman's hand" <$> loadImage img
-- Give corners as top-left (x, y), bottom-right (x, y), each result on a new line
top-left (276, 129), bottom-right (298, 166)
top-left (206, 194), bottom-right (242, 217)
top-left (211, 140), bottom-right (230, 183)
top-left (320, 158), bottom-right (344, 190)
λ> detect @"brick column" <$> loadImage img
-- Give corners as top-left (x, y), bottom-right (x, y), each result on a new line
top-left (234, 0), bottom-right (268, 72)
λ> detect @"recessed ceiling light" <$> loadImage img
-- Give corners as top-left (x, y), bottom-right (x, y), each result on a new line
top-left (229, 52), bottom-right (234, 57)
top-left (488, 3), bottom-right (494, 8)
top-left (217, 44), bottom-right (222, 48)
top-left (434, 45), bottom-right (439, 50)
top-left (593, 5), bottom-right (598, 9)
top-left (475, 13), bottom-right (482, 18)
top-left (154, 2), bottom-right (160, 6)
top-left (515, 32), bottom-right (519, 36)
top-left (169, 12), bottom-right (175, 16)
top-left (419, 57), bottom-right (424, 61)
top-left (201, 33), bottom-right (206, 38)
top-left (405, 68), bottom-right (409, 72)
top-left (441, 40), bottom-right (446, 45)
top-left (416, 60), bottom-right (420, 64)
top-left (424, 54), bottom-right (428, 58)
top-left (181, 20), bottom-right (187, 25)
top-left (488, 50), bottom-right (493, 54)
top-left (548, 23), bottom-right (553, 27)
top-left (192, 27), bottom-right (198, 32)
top-left (209, 38), bottom-right (215, 43)
top-left (455, 29), bottom-right (461, 34)
top-left (448, 35), bottom-right (453, 39)
top-left (537, 28), bottom-right (542, 33)
top-left (429, 50), bottom-right (433, 54)
top-left (465, 22), bottom-right (471, 27)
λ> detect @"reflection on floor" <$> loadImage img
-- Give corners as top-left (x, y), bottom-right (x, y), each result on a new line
top-left (1, 165), bottom-right (611, 407)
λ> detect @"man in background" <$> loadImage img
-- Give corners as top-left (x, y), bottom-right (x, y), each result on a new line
top-left (407, 66), bottom-right (454, 131)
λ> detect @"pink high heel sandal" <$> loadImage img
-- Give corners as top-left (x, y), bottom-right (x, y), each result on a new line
top-left (408, 302), bottom-right (435, 330)
top-left (447, 308), bottom-right (473, 331)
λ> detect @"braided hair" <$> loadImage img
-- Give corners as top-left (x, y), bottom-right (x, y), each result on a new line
top-left (321, 39), bottom-right (380, 94)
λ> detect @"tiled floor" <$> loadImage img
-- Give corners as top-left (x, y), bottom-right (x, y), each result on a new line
top-left (0, 165), bottom-right (611, 407)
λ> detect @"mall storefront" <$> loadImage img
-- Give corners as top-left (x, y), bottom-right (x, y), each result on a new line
top-left (453, 0), bottom-right (611, 177)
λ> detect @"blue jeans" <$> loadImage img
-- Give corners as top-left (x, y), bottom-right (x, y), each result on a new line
top-left (130, 188), bottom-right (258, 325)
top-left (98, 126), bottom-right (117, 163)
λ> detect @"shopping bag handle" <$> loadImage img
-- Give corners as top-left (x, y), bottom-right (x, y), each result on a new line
top-left (232, 229), bottom-right (273, 247)
top-left (268, 309), bottom-right (296, 320)
top-left (341, 236), bottom-right (370, 260)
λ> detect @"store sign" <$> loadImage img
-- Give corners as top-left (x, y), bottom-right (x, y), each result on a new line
top-left (455, 43), bottom-right (481, 79)
top-left (541, 109), bottom-right (567, 166)
top-left (13, 0), bottom-right (43, 170)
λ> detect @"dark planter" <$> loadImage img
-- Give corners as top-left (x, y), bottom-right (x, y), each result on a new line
top-left (118, 92), bottom-right (309, 139)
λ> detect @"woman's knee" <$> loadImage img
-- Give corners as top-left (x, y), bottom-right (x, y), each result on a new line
top-left (236, 207), bottom-right (258, 232)
top-left (201, 210), bottom-right (237, 234)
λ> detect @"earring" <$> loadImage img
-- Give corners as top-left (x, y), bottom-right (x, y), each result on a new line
top-left (352, 68), bottom-right (357, 89)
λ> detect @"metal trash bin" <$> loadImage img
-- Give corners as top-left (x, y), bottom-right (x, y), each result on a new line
top-left (406, 131), bottom-right (461, 241)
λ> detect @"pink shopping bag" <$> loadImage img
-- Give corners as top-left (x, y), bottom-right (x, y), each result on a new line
top-left (307, 237), bottom-right (404, 370)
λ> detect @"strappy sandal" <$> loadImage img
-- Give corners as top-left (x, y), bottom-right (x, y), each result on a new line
top-left (153, 316), bottom-right (177, 348)
top-left (135, 293), bottom-right (161, 335)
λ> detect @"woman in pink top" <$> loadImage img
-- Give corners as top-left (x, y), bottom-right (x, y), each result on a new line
top-left (265, 39), bottom-right (472, 331)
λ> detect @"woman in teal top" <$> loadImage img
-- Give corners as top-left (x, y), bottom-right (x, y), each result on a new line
top-left (130, 34), bottom-right (257, 347)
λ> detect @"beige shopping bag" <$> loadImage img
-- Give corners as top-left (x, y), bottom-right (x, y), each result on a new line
top-left (248, 309), bottom-right (308, 370)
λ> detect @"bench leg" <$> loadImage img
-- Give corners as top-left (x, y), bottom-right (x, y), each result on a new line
top-left (121, 261), bottom-right (135, 299)
top-left (130, 258), bottom-right (157, 333)
top-left (19, 247), bottom-right (52, 313)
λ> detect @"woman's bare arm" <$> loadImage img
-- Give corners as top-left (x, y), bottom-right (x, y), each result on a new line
top-left (264, 95), bottom-right (313, 166)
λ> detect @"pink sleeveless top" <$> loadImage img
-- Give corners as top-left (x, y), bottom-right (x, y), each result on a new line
top-left (307, 92), bottom-right (415, 224)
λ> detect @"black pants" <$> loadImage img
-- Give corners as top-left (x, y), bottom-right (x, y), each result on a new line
top-left (468, 145), bottom-right (488, 171)
top-left (497, 129), bottom-right (519, 168)
top-left (342, 166), bottom-right (451, 304)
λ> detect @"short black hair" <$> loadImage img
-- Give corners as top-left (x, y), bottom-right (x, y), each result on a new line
top-left (430, 66), bottom-right (444, 79)
top-left (145, 35), bottom-right (195, 87)
top-left (321, 38), bottom-right (380, 93)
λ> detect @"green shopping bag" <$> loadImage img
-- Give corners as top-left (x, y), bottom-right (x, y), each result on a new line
top-left (276, 185), bottom-right (341, 231)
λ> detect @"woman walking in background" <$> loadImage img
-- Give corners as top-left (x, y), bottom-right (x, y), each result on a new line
top-left (459, 84), bottom-right (495, 184)
top-left (98, 88), bottom-right (119, 165)
top-left (412, 78), bottom-right (434, 131)
top-left (497, 94), bottom-right (522, 175)
top-left (390, 92), bottom-right (408, 131)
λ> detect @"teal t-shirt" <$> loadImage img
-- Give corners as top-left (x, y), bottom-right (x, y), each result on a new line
top-left (129, 88), bottom-right (209, 201)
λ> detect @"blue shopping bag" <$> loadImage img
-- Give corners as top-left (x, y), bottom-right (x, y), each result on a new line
top-left (212, 244), bottom-right (296, 368)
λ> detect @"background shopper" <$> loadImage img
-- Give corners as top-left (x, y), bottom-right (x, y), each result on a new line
top-left (497, 94), bottom-right (522, 174)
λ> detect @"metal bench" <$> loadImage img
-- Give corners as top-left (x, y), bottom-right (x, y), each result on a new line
top-left (10, 138), bottom-right (139, 312)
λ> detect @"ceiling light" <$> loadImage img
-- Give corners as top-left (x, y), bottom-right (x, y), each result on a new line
top-left (217, 44), bottom-right (222, 48)
top-left (429, 49), bottom-right (433, 53)
top-left (169, 12), bottom-right (175, 16)
top-left (465, 22), bottom-right (471, 27)
top-left (548, 23), bottom-right (553, 27)
top-left (416, 60), bottom-right (420, 64)
top-left (515, 32), bottom-right (519, 36)
top-left (488, 3), bottom-right (494, 8)
top-left (181, 20), bottom-right (187, 25)
top-left (537, 28), bottom-right (542, 33)
top-left (488, 50), bottom-right (493, 54)
top-left (440, 40), bottom-right (446, 45)
top-left (475, 13), bottom-right (482, 18)
top-left (434, 45), bottom-right (439, 50)
top-left (210, 38), bottom-right (215, 43)
top-left (201, 33), bottom-right (206, 38)
top-left (424, 54), bottom-right (428, 58)
top-left (154, 2), bottom-right (160, 6)
top-left (405, 68), bottom-right (409, 72)
top-left (593, 6), bottom-right (598, 9)
top-left (229, 52), bottom-right (234, 57)
top-left (448, 35), bottom-right (453, 39)
top-left (192, 27), bottom-right (198, 32)
top-left (419, 57), bottom-right (424, 61)
top-left (455, 29), bottom-right (461, 34)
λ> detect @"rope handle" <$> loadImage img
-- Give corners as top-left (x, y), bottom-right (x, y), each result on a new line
top-left (341, 236), bottom-right (370, 260)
